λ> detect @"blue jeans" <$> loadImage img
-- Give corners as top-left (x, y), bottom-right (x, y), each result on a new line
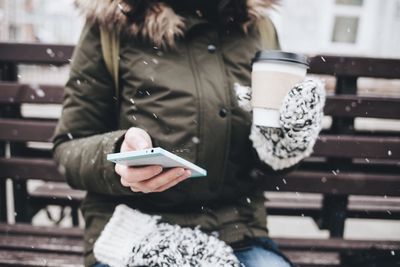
top-left (233, 237), bottom-right (292, 267)
top-left (93, 237), bottom-right (291, 267)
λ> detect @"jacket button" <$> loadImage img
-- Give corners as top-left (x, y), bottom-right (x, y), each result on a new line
top-left (207, 44), bottom-right (216, 53)
top-left (219, 108), bottom-right (228, 118)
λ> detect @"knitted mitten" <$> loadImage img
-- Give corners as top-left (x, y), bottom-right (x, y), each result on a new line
top-left (93, 204), bottom-right (240, 267)
top-left (234, 79), bottom-right (326, 170)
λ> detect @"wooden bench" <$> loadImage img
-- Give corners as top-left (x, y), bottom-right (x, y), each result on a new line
top-left (261, 55), bottom-right (400, 237)
top-left (1, 42), bottom-right (400, 266)
top-left (1, 223), bottom-right (399, 267)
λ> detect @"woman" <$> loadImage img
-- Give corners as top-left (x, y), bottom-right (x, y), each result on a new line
top-left (54, 0), bottom-right (323, 266)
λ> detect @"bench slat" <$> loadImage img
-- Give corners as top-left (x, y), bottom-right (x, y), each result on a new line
top-left (275, 237), bottom-right (400, 251)
top-left (0, 223), bottom-right (82, 238)
top-left (0, 250), bottom-right (339, 267)
top-left (1, 82), bottom-right (399, 120)
top-left (309, 55), bottom-right (400, 79)
top-left (0, 118), bottom-right (57, 142)
top-left (314, 135), bottom-right (400, 159)
top-left (0, 82), bottom-right (64, 104)
top-left (284, 250), bottom-right (340, 267)
top-left (0, 158), bottom-right (64, 181)
top-left (324, 95), bottom-right (400, 119)
top-left (0, 43), bottom-right (73, 65)
top-left (30, 182), bottom-right (85, 207)
top-left (301, 158), bottom-right (400, 173)
top-left (266, 202), bottom-right (400, 219)
top-left (261, 170), bottom-right (400, 196)
top-left (1, 117), bottom-right (399, 159)
top-left (266, 193), bottom-right (400, 209)
top-left (265, 193), bottom-right (400, 219)
top-left (0, 251), bottom-right (83, 267)
top-left (2, 43), bottom-right (400, 79)
top-left (0, 236), bottom-right (83, 254)
top-left (30, 182), bottom-right (85, 200)
top-left (0, 247), bottom-right (338, 267)
top-left (1, 156), bottom-right (399, 195)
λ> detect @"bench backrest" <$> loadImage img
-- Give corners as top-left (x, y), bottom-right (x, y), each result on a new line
top-left (1, 43), bottom-right (400, 197)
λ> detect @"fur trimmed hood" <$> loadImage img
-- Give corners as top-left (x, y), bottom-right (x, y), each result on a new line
top-left (75, 0), bottom-right (277, 47)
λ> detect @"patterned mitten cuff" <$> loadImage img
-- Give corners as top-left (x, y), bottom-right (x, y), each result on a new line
top-left (235, 79), bottom-right (326, 170)
top-left (94, 204), bottom-right (240, 267)
top-left (93, 205), bottom-right (160, 267)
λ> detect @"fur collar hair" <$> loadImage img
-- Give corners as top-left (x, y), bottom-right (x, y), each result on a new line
top-left (75, 0), bottom-right (277, 48)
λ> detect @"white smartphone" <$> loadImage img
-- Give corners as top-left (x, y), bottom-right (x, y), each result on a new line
top-left (107, 147), bottom-right (207, 178)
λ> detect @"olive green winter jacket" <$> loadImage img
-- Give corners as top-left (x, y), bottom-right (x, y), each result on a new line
top-left (53, 1), bottom-right (280, 265)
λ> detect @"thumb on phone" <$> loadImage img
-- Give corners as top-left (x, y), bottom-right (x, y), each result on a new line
top-left (121, 127), bottom-right (153, 152)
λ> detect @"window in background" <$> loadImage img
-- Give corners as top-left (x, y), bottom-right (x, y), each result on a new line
top-left (336, 0), bottom-right (364, 6)
top-left (329, 0), bottom-right (365, 47)
top-left (332, 16), bottom-right (359, 43)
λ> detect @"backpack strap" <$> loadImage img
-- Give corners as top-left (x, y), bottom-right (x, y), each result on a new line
top-left (100, 26), bottom-right (120, 100)
top-left (258, 16), bottom-right (281, 50)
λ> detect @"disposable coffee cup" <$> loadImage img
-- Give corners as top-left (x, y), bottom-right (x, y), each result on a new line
top-left (251, 51), bottom-right (309, 127)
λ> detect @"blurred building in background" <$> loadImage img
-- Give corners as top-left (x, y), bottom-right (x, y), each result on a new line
top-left (273, 0), bottom-right (400, 58)
top-left (0, 0), bottom-right (399, 58)
top-left (0, 0), bottom-right (82, 44)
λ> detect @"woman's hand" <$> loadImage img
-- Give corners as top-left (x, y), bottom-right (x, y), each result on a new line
top-left (234, 79), bottom-right (326, 170)
top-left (115, 127), bottom-right (191, 193)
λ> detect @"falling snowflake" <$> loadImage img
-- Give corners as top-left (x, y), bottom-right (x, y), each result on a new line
top-left (46, 48), bottom-right (55, 57)
top-left (192, 137), bottom-right (200, 144)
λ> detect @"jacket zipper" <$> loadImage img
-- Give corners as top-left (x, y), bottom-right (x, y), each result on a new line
top-left (213, 33), bottom-right (232, 191)
top-left (185, 42), bottom-right (203, 164)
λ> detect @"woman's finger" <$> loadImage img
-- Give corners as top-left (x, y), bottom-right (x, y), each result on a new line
top-left (137, 167), bottom-right (186, 191)
top-left (154, 170), bottom-right (191, 192)
top-left (121, 127), bottom-right (153, 152)
top-left (116, 164), bottom-right (163, 184)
